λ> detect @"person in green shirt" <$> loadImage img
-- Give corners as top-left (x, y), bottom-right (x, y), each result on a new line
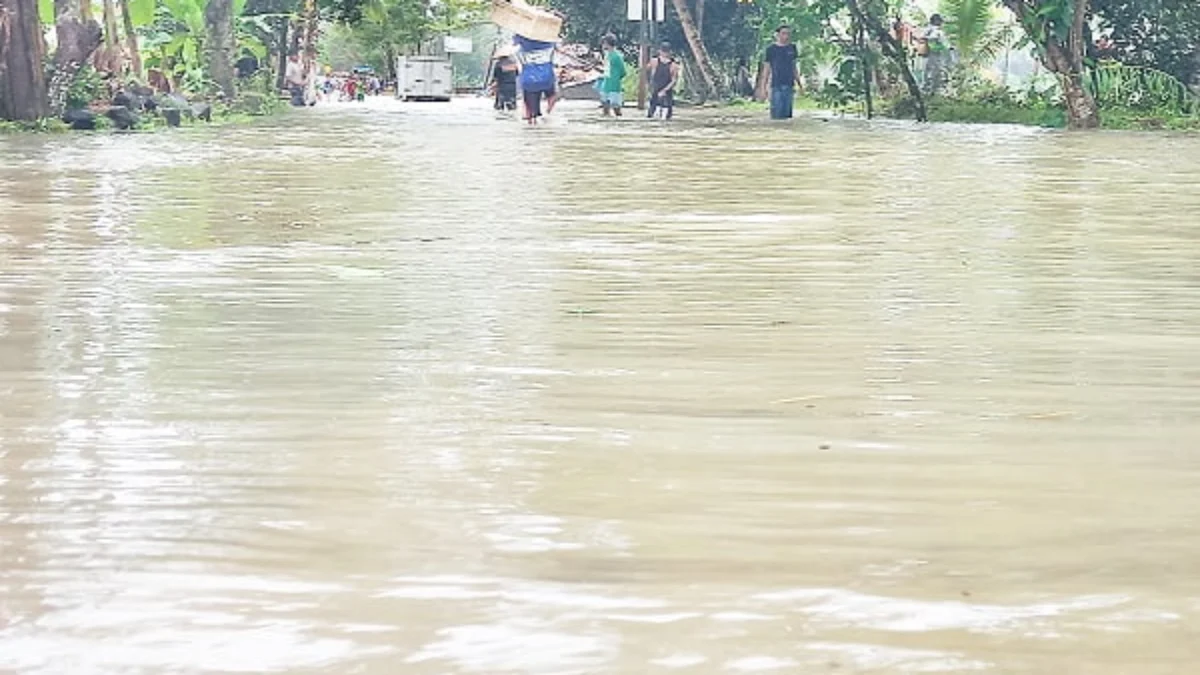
top-left (600, 34), bottom-right (627, 117)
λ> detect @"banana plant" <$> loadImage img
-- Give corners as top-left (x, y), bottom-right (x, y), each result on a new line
top-left (139, 0), bottom-right (210, 91)
top-left (1086, 63), bottom-right (1199, 114)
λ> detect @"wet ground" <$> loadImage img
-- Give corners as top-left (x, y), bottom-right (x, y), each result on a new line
top-left (2, 98), bottom-right (1200, 673)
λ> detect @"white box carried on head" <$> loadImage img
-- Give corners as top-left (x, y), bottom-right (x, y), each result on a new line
top-left (490, 0), bottom-right (563, 42)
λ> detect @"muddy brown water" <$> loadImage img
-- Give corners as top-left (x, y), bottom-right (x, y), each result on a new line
top-left (2, 99), bottom-right (1200, 674)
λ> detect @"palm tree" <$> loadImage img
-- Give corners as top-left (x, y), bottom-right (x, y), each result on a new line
top-left (939, 0), bottom-right (1021, 83)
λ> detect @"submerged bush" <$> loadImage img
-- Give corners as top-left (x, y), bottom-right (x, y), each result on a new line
top-left (66, 66), bottom-right (104, 110)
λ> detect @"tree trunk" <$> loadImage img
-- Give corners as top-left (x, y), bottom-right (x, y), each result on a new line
top-left (300, 0), bottom-right (318, 85)
top-left (204, 0), bottom-right (237, 98)
top-left (118, 0), bottom-right (141, 78)
top-left (79, 0), bottom-right (91, 22)
top-left (695, 0), bottom-right (704, 35)
top-left (857, 22), bottom-right (872, 119)
top-left (54, 0), bottom-right (102, 68)
top-left (49, 0), bottom-right (102, 113)
top-left (274, 17), bottom-right (288, 91)
top-left (669, 0), bottom-right (721, 99)
top-left (1001, 0), bottom-right (1099, 129)
top-left (384, 45), bottom-right (397, 84)
top-left (1064, 0), bottom-right (1099, 128)
top-left (98, 0), bottom-right (122, 73)
top-left (844, 0), bottom-right (925, 121)
top-left (1061, 70), bottom-right (1099, 128)
top-left (0, 0), bottom-right (50, 121)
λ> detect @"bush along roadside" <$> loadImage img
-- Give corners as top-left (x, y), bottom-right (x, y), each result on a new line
top-left (2, 68), bottom-right (284, 134)
top-left (878, 70), bottom-right (1199, 131)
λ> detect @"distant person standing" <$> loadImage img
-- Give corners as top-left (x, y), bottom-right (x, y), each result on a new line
top-left (284, 52), bottom-right (307, 107)
top-left (600, 35), bottom-right (627, 117)
top-left (761, 25), bottom-right (803, 119)
top-left (645, 42), bottom-right (680, 120)
top-left (919, 14), bottom-right (949, 95)
top-left (514, 34), bottom-right (558, 124)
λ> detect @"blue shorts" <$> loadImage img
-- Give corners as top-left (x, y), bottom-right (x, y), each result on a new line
top-left (600, 91), bottom-right (623, 108)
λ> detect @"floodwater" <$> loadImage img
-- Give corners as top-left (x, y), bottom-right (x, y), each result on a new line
top-left (1, 98), bottom-right (1199, 674)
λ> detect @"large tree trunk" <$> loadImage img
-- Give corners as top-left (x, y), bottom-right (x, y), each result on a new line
top-left (49, 0), bottom-right (103, 113)
top-left (118, 0), bottom-right (142, 78)
top-left (0, 0), bottom-right (49, 121)
top-left (1002, 0), bottom-right (1099, 129)
top-left (79, 0), bottom-right (92, 22)
top-left (1064, 0), bottom-right (1099, 128)
top-left (844, 0), bottom-right (926, 121)
top-left (205, 0), bottom-right (237, 98)
top-left (669, 0), bottom-right (721, 100)
top-left (55, 0), bottom-right (102, 68)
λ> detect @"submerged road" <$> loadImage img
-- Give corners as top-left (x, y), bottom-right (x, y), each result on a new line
top-left (2, 97), bottom-right (1200, 673)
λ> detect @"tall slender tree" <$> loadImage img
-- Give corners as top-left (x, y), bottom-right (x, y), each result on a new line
top-left (119, 0), bottom-right (143, 77)
top-left (671, 0), bottom-right (722, 99)
top-left (98, 0), bottom-right (123, 73)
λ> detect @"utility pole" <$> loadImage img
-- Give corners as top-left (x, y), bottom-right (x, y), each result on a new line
top-left (638, 0), bottom-right (650, 109)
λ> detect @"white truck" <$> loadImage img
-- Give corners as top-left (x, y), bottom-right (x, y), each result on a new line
top-left (395, 56), bottom-right (453, 102)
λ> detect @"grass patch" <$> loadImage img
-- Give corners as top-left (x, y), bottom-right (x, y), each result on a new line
top-left (0, 118), bottom-right (70, 134)
top-left (925, 99), bottom-right (1066, 128)
top-left (1098, 108), bottom-right (1200, 131)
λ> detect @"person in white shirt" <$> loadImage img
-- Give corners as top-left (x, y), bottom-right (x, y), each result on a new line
top-left (285, 52), bottom-right (308, 106)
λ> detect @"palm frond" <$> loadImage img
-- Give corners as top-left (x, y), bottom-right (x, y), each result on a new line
top-left (939, 0), bottom-right (998, 61)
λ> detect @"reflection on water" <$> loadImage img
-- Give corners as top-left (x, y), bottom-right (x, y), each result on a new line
top-left (2, 98), bottom-right (1200, 673)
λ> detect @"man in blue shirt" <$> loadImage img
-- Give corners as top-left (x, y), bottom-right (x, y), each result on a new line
top-left (760, 25), bottom-right (802, 120)
top-left (513, 34), bottom-right (558, 124)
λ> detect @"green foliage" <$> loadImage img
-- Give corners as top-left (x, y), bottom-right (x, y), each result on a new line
top-left (0, 118), bottom-right (71, 133)
top-left (1086, 63), bottom-right (1199, 114)
top-left (939, 0), bottom-right (1014, 72)
top-left (66, 66), bottom-right (105, 109)
top-left (1092, 0), bottom-right (1200, 87)
top-left (1097, 107), bottom-right (1200, 131)
top-left (229, 90), bottom-right (275, 114)
top-left (925, 96), bottom-right (1066, 126)
top-left (140, 0), bottom-right (213, 94)
top-left (128, 0), bottom-right (158, 27)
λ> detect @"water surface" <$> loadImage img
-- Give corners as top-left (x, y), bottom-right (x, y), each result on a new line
top-left (2, 99), bottom-right (1199, 673)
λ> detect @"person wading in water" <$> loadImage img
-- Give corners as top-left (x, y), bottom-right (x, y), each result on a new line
top-left (490, 46), bottom-right (519, 112)
top-left (759, 25), bottom-right (803, 119)
top-left (284, 52), bottom-right (308, 107)
top-left (645, 42), bottom-right (680, 120)
top-left (514, 34), bottom-right (558, 124)
top-left (599, 34), bottom-right (627, 117)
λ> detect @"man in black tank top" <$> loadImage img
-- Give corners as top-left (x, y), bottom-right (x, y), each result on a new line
top-left (645, 42), bottom-right (680, 119)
